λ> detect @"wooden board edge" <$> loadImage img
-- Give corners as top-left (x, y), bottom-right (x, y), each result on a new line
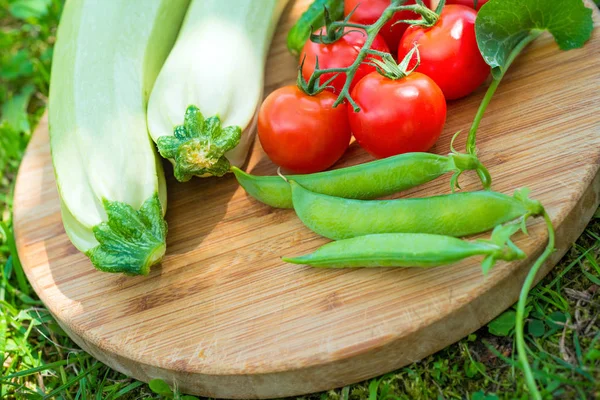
top-left (24, 164), bottom-right (598, 399)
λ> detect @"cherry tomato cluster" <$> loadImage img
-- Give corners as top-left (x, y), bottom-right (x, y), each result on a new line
top-left (258, 0), bottom-right (490, 174)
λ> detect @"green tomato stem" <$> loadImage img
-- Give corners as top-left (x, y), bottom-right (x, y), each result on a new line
top-left (304, 0), bottom-right (408, 108)
top-left (334, 1), bottom-right (404, 109)
top-left (466, 30), bottom-right (543, 155)
top-left (333, 21), bottom-right (369, 30)
top-left (515, 209), bottom-right (555, 400)
top-left (389, 4), bottom-right (440, 27)
top-left (304, 0), bottom-right (438, 108)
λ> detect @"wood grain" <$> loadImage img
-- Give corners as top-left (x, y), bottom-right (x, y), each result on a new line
top-left (13, 1), bottom-right (600, 398)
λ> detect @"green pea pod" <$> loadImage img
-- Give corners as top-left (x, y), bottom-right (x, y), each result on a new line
top-left (232, 152), bottom-right (491, 208)
top-left (286, 0), bottom-right (345, 56)
top-left (283, 224), bottom-right (526, 270)
top-left (289, 181), bottom-right (543, 240)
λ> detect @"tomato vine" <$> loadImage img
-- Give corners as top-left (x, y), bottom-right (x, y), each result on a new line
top-left (301, 0), bottom-right (443, 111)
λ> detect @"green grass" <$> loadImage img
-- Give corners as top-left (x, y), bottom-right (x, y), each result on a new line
top-left (1, 1), bottom-right (599, 399)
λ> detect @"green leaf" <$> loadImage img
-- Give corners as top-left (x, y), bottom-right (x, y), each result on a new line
top-left (476, 0), bottom-right (594, 79)
top-left (148, 379), bottom-right (173, 396)
top-left (581, 267), bottom-right (600, 285)
top-left (487, 310), bottom-right (516, 336)
top-left (181, 396), bottom-right (199, 400)
top-left (286, 0), bottom-right (345, 56)
top-left (0, 312), bottom-right (6, 368)
top-left (157, 105), bottom-right (242, 182)
top-left (0, 50), bottom-right (34, 80)
top-left (1, 85), bottom-right (35, 134)
top-left (9, 0), bottom-right (52, 20)
top-left (545, 380), bottom-right (561, 393)
top-left (471, 391), bottom-right (499, 400)
top-left (46, 322), bottom-right (67, 338)
top-left (547, 311), bottom-right (567, 330)
top-left (527, 319), bottom-right (546, 337)
top-left (584, 349), bottom-right (600, 362)
top-left (86, 194), bottom-right (167, 275)
top-left (14, 309), bottom-right (53, 326)
top-left (464, 360), bottom-right (486, 378)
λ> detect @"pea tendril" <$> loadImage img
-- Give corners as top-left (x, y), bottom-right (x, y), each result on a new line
top-left (462, 28), bottom-right (557, 397)
top-left (515, 210), bottom-right (555, 400)
top-left (466, 31), bottom-right (543, 155)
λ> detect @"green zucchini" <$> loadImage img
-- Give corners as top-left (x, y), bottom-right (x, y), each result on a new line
top-left (49, 0), bottom-right (190, 274)
top-left (147, 0), bottom-right (290, 182)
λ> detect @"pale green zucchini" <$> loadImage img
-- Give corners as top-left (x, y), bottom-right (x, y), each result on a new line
top-left (147, 0), bottom-right (290, 182)
top-left (49, 0), bottom-right (190, 274)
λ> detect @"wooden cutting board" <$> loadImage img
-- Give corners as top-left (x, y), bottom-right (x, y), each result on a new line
top-left (13, 1), bottom-right (600, 398)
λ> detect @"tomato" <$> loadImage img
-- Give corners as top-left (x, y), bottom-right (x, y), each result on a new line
top-left (300, 27), bottom-right (389, 94)
top-left (344, 0), bottom-right (431, 52)
top-left (258, 86), bottom-right (351, 174)
top-left (348, 72), bottom-right (446, 159)
top-left (445, 0), bottom-right (488, 10)
top-left (398, 5), bottom-right (490, 100)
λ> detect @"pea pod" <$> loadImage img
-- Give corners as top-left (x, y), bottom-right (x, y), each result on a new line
top-left (286, 0), bottom-right (345, 56)
top-left (232, 152), bottom-right (491, 208)
top-left (289, 181), bottom-right (542, 240)
top-left (284, 224), bottom-right (526, 272)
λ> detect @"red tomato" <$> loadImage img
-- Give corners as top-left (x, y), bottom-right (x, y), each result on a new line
top-left (300, 27), bottom-right (389, 94)
top-left (446, 0), bottom-right (488, 10)
top-left (348, 72), bottom-right (446, 158)
top-left (344, 0), bottom-right (431, 52)
top-left (258, 86), bottom-right (351, 174)
top-left (398, 5), bottom-right (490, 100)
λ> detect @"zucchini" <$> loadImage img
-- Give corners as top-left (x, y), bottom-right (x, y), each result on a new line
top-left (49, 0), bottom-right (190, 274)
top-left (147, 0), bottom-right (290, 182)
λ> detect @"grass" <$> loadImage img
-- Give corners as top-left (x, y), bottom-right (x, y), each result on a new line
top-left (1, 1), bottom-right (599, 399)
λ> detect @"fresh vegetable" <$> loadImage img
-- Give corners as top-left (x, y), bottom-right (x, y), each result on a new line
top-left (446, 0), bottom-right (488, 9)
top-left (344, 0), bottom-right (431, 51)
top-left (348, 50), bottom-right (446, 158)
top-left (257, 85), bottom-right (351, 174)
top-left (284, 224), bottom-right (525, 272)
top-left (300, 26), bottom-right (389, 94)
top-left (290, 0), bottom-right (436, 111)
top-left (288, 180), bottom-right (543, 240)
top-left (287, 0), bottom-right (345, 55)
top-left (398, 4), bottom-right (490, 100)
top-left (243, 0), bottom-right (593, 399)
top-left (49, 0), bottom-right (190, 274)
top-left (232, 149), bottom-right (490, 208)
top-left (147, 0), bottom-right (289, 182)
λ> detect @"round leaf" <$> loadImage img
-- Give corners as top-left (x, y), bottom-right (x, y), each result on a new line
top-left (476, 0), bottom-right (594, 78)
top-left (527, 319), bottom-right (546, 337)
top-left (149, 379), bottom-right (172, 395)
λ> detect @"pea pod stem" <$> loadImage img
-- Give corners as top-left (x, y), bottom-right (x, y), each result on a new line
top-left (466, 31), bottom-right (543, 155)
top-left (233, 151), bottom-right (491, 208)
top-left (515, 210), bottom-right (555, 400)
